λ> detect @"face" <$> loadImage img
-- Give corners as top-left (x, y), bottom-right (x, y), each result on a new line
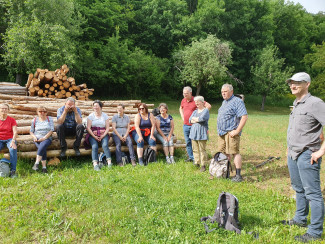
top-left (38, 108), bottom-right (47, 117)
top-left (138, 105), bottom-right (146, 114)
top-left (288, 81), bottom-right (310, 96)
top-left (117, 106), bottom-right (124, 114)
top-left (183, 89), bottom-right (192, 100)
top-left (221, 87), bottom-right (233, 100)
top-left (195, 100), bottom-right (204, 108)
top-left (65, 100), bottom-right (75, 111)
top-left (159, 106), bottom-right (167, 114)
top-left (93, 103), bottom-right (102, 112)
top-left (0, 104), bottom-right (9, 115)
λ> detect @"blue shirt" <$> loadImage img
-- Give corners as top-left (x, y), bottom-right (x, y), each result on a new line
top-left (217, 95), bottom-right (247, 136)
top-left (156, 114), bottom-right (173, 134)
top-left (30, 116), bottom-right (55, 140)
top-left (112, 114), bottom-right (130, 136)
top-left (57, 106), bottom-right (82, 129)
top-left (189, 108), bottom-right (209, 140)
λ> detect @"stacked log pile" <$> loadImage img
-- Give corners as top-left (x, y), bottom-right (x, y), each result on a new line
top-left (0, 94), bottom-right (185, 159)
top-left (0, 82), bottom-right (27, 96)
top-left (26, 64), bottom-right (94, 100)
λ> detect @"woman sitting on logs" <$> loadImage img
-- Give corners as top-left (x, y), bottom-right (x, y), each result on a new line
top-left (30, 106), bottom-right (54, 173)
top-left (131, 103), bottom-right (156, 165)
top-left (112, 104), bottom-right (136, 166)
top-left (0, 103), bottom-right (18, 178)
top-left (154, 103), bottom-right (175, 164)
top-left (86, 100), bottom-right (112, 171)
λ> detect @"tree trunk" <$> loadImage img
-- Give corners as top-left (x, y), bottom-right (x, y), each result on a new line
top-left (15, 73), bottom-right (23, 85)
top-left (196, 83), bottom-right (202, 96)
top-left (261, 94), bottom-right (266, 111)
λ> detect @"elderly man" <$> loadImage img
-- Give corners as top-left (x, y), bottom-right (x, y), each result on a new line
top-left (179, 86), bottom-right (211, 162)
top-left (57, 98), bottom-right (84, 157)
top-left (217, 84), bottom-right (248, 182)
top-left (282, 72), bottom-right (325, 243)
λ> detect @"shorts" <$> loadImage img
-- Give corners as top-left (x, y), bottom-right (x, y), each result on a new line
top-left (217, 133), bottom-right (240, 155)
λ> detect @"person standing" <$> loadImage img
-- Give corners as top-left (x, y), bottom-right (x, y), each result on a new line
top-left (0, 103), bottom-right (18, 178)
top-left (217, 84), bottom-right (248, 182)
top-left (179, 86), bottom-right (211, 162)
top-left (56, 98), bottom-right (84, 157)
top-left (282, 72), bottom-right (325, 243)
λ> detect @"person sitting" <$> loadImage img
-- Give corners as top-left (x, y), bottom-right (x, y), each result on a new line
top-left (154, 103), bottom-right (175, 164)
top-left (56, 97), bottom-right (84, 157)
top-left (30, 106), bottom-right (54, 173)
top-left (86, 100), bottom-right (112, 171)
top-left (189, 96), bottom-right (210, 172)
top-left (0, 103), bottom-right (18, 178)
top-left (131, 103), bottom-right (156, 165)
top-left (112, 104), bottom-right (136, 166)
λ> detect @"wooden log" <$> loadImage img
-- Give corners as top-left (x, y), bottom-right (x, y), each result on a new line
top-left (44, 84), bottom-right (50, 89)
top-left (52, 83), bottom-right (58, 88)
top-left (38, 71), bottom-right (45, 82)
top-left (0, 82), bottom-right (21, 86)
top-left (53, 76), bottom-right (59, 83)
top-left (37, 89), bottom-right (43, 96)
top-left (66, 92), bottom-right (71, 97)
top-left (34, 86), bottom-right (40, 92)
top-left (79, 83), bottom-right (87, 89)
top-left (44, 72), bottom-right (53, 82)
top-left (34, 68), bottom-right (41, 79)
top-left (28, 87), bottom-right (35, 96)
top-left (62, 76), bottom-right (68, 82)
top-left (63, 81), bottom-right (70, 89)
top-left (26, 73), bottom-right (33, 88)
top-left (32, 78), bottom-right (40, 86)
top-left (58, 80), bottom-right (63, 86)
top-left (49, 86), bottom-right (55, 92)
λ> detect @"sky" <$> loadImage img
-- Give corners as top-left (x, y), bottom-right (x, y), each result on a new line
top-left (289, 0), bottom-right (325, 14)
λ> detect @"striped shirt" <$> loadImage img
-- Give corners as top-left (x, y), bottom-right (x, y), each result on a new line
top-left (217, 95), bottom-right (247, 136)
top-left (57, 106), bottom-right (82, 129)
top-left (30, 116), bottom-right (55, 139)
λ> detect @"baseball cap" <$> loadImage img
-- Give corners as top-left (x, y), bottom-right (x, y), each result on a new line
top-left (286, 72), bottom-right (311, 83)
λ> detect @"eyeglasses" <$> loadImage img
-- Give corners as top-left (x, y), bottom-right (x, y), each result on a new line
top-left (288, 82), bottom-right (306, 87)
top-left (38, 111), bottom-right (47, 113)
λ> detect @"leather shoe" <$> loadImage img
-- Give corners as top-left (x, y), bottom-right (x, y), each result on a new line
top-left (60, 148), bottom-right (67, 157)
top-left (281, 219), bottom-right (307, 227)
top-left (74, 147), bottom-right (81, 156)
top-left (294, 233), bottom-right (321, 242)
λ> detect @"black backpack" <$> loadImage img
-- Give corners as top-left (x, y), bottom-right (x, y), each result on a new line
top-left (143, 146), bottom-right (156, 165)
top-left (201, 192), bottom-right (241, 234)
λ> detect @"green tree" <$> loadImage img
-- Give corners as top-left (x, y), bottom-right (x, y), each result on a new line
top-left (251, 45), bottom-right (294, 111)
top-left (174, 34), bottom-right (232, 95)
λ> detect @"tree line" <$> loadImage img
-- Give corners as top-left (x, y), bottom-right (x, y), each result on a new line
top-left (0, 0), bottom-right (324, 105)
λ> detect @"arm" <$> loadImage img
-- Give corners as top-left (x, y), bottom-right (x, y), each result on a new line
top-left (197, 109), bottom-right (210, 122)
top-left (74, 107), bottom-right (82, 125)
top-left (229, 114), bottom-right (248, 137)
top-left (179, 106), bottom-right (184, 122)
top-left (149, 113), bottom-right (156, 141)
top-left (86, 118), bottom-right (99, 141)
top-left (134, 114), bottom-right (143, 143)
top-left (30, 119), bottom-right (38, 141)
top-left (156, 118), bottom-right (167, 141)
top-left (99, 117), bottom-right (110, 141)
top-left (311, 139), bottom-right (325, 165)
top-left (204, 101), bottom-right (212, 110)
top-left (57, 106), bottom-right (68, 125)
top-left (39, 117), bottom-right (54, 141)
top-left (167, 119), bottom-right (174, 141)
top-left (112, 122), bottom-right (122, 140)
top-left (123, 117), bottom-right (131, 142)
top-left (189, 111), bottom-right (198, 124)
top-left (10, 125), bottom-right (18, 149)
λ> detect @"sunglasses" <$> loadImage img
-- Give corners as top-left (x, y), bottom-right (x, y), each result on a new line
top-left (138, 108), bottom-right (145, 110)
top-left (39, 111), bottom-right (47, 113)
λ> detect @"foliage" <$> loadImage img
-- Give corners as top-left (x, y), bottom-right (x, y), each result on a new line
top-left (251, 45), bottom-right (294, 110)
top-left (174, 34), bottom-right (232, 95)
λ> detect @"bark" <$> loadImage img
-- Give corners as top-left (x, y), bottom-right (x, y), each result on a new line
top-left (261, 94), bottom-right (266, 111)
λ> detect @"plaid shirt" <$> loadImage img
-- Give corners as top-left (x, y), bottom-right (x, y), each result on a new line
top-left (57, 106), bottom-right (82, 129)
top-left (217, 95), bottom-right (247, 136)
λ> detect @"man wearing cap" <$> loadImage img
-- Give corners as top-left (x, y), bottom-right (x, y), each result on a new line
top-left (283, 72), bottom-right (325, 242)
top-left (179, 86), bottom-right (211, 162)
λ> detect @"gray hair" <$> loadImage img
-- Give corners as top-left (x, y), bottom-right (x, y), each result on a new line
top-left (158, 103), bottom-right (168, 111)
top-left (222, 84), bottom-right (233, 91)
top-left (194, 96), bottom-right (204, 103)
top-left (1, 103), bottom-right (10, 110)
top-left (183, 86), bottom-right (192, 93)
top-left (66, 97), bottom-right (76, 103)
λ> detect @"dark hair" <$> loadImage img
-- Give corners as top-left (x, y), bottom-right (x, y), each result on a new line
top-left (117, 104), bottom-right (125, 109)
top-left (93, 100), bottom-right (103, 108)
top-left (137, 103), bottom-right (148, 113)
top-left (158, 103), bottom-right (168, 112)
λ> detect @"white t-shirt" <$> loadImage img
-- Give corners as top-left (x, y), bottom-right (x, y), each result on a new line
top-left (87, 112), bottom-right (109, 128)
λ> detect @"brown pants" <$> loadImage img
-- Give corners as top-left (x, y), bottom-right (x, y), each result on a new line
top-left (192, 140), bottom-right (208, 166)
top-left (217, 133), bottom-right (240, 155)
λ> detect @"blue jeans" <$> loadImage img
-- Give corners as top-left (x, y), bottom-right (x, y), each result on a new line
top-left (183, 125), bottom-right (193, 160)
top-left (89, 135), bottom-right (111, 162)
top-left (112, 134), bottom-right (136, 163)
top-left (34, 139), bottom-right (52, 161)
top-left (131, 131), bottom-right (156, 148)
top-left (0, 139), bottom-right (17, 171)
top-left (154, 131), bottom-right (174, 147)
top-left (287, 150), bottom-right (324, 237)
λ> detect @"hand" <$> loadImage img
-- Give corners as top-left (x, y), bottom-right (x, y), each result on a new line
top-left (10, 140), bottom-right (17, 150)
top-left (229, 130), bottom-right (239, 138)
top-left (64, 105), bottom-right (70, 113)
top-left (137, 136), bottom-right (144, 143)
top-left (38, 137), bottom-right (45, 142)
top-left (122, 135), bottom-right (127, 142)
top-left (97, 135), bottom-right (103, 142)
top-left (150, 135), bottom-right (156, 141)
top-left (311, 149), bottom-right (325, 165)
top-left (32, 136), bottom-right (38, 142)
top-left (163, 136), bottom-right (168, 142)
top-left (191, 117), bottom-right (199, 124)
top-left (167, 135), bottom-right (172, 142)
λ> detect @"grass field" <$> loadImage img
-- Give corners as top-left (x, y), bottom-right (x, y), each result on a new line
top-left (1, 100), bottom-right (324, 243)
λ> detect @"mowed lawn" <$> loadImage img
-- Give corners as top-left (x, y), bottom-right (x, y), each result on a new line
top-left (1, 100), bottom-right (325, 243)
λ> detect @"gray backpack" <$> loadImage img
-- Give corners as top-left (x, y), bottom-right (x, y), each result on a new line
top-left (0, 158), bottom-right (11, 177)
top-left (201, 192), bottom-right (241, 234)
top-left (209, 152), bottom-right (231, 179)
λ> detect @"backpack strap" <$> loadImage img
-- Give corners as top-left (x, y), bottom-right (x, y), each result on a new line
top-left (225, 193), bottom-right (241, 234)
top-left (33, 117), bottom-right (37, 130)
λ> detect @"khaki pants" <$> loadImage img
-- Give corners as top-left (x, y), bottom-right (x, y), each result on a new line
top-left (192, 140), bottom-right (208, 166)
top-left (217, 133), bottom-right (240, 155)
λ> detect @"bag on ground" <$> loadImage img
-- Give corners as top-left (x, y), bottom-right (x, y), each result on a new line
top-left (201, 192), bottom-right (241, 234)
top-left (143, 146), bottom-right (156, 165)
top-left (0, 158), bottom-right (10, 177)
top-left (209, 152), bottom-right (231, 178)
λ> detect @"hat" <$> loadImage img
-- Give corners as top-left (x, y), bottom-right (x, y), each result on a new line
top-left (286, 72), bottom-right (311, 83)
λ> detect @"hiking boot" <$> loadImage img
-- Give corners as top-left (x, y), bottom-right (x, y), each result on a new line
top-left (74, 147), bottom-right (81, 156)
top-left (281, 219), bottom-right (307, 227)
top-left (42, 168), bottom-right (48, 173)
top-left (231, 175), bottom-right (243, 182)
top-left (32, 163), bottom-right (39, 171)
top-left (10, 171), bottom-right (17, 178)
top-left (60, 147), bottom-right (67, 157)
top-left (200, 166), bottom-right (206, 172)
top-left (94, 164), bottom-right (100, 171)
top-left (131, 160), bottom-right (137, 167)
top-left (294, 233), bottom-right (321, 242)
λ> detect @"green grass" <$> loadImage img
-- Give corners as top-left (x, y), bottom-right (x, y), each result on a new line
top-left (1, 100), bottom-right (325, 243)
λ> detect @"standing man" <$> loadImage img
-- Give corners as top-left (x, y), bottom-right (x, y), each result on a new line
top-left (179, 86), bottom-right (211, 162)
top-left (283, 72), bottom-right (325, 242)
top-left (57, 98), bottom-right (84, 157)
top-left (217, 84), bottom-right (248, 182)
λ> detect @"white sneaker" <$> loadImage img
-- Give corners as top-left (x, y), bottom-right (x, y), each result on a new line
top-left (32, 164), bottom-right (39, 171)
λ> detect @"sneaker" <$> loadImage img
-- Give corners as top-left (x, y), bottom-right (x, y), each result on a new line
top-left (94, 164), bottom-right (100, 171)
top-left (42, 168), bottom-right (48, 173)
top-left (185, 158), bottom-right (193, 163)
top-left (281, 219), bottom-right (307, 227)
top-left (166, 157), bottom-right (171, 164)
top-left (200, 166), bottom-right (206, 172)
top-left (131, 160), bottom-right (137, 167)
top-left (107, 159), bottom-right (113, 168)
top-left (121, 157), bottom-right (127, 166)
top-left (32, 163), bottom-right (39, 171)
top-left (231, 175), bottom-right (243, 182)
top-left (294, 233), bottom-right (321, 242)
top-left (98, 162), bottom-right (104, 169)
top-left (170, 157), bottom-right (175, 164)
top-left (10, 171), bottom-right (17, 178)
top-left (118, 162), bottom-right (124, 167)
top-left (74, 147), bottom-right (81, 156)
top-left (60, 147), bottom-right (67, 157)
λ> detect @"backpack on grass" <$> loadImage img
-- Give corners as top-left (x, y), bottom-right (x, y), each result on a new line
top-left (209, 152), bottom-right (232, 179)
top-left (201, 192), bottom-right (241, 234)
top-left (0, 158), bottom-right (11, 178)
top-left (143, 146), bottom-right (156, 165)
